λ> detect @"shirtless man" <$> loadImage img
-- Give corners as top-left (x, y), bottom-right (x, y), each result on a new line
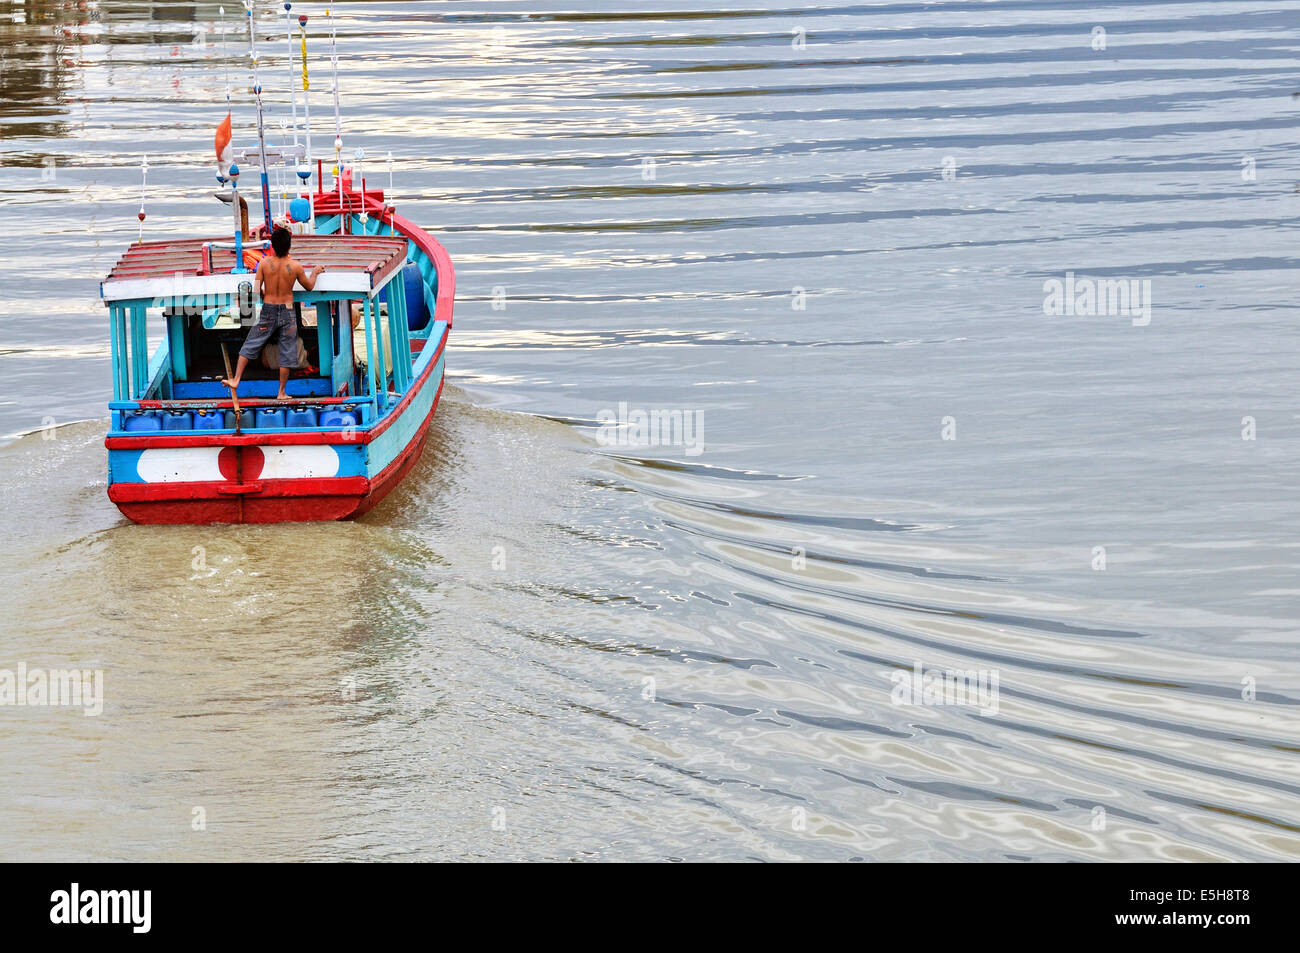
top-left (221, 228), bottom-right (324, 400)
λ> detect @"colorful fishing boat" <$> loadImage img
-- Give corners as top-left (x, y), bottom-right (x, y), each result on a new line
top-left (100, 6), bottom-right (453, 524)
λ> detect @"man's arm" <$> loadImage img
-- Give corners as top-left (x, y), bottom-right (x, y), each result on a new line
top-left (253, 258), bottom-right (266, 298)
top-left (296, 261), bottom-right (325, 292)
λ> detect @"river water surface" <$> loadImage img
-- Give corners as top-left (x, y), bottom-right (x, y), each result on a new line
top-left (1, 0), bottom-right (1298, 861)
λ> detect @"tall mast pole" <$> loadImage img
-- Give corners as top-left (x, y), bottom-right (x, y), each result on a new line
top-left (327, 7), bottom-right (343, 190)
top-left (298, 14), bottom-right (313, 166)
top-left (220, 6), bottom-right (230, 108)
top-left (283, 3), bottom-right (300, 152)
top-left (297, 14), bottom-right (315, 229)
top-left (247, 3), bottom-right (273, 233)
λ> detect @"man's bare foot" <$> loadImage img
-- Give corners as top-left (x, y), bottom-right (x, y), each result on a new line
top-left (276, 392), bottom-right (290, 401)
top-left (221, 378), bottom-right (239, 390)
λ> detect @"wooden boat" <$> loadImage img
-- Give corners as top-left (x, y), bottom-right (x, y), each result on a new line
top-left (100, 10), bottom-right (453, 524)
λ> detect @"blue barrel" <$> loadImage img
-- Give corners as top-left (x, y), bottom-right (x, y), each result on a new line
top-left (193, 410), bottom-right (224, 431)
top-left (162, 411), bottom-right (193, 431)
top-left (255, 407), bottom-right (286, 429)
top-left (319, 409), bottom-right (358, 429)
top-left (403, 261), bottom-right (428, 330)
top-left (123, 411), bottom-right (161, 432)
top-left (223, 410), bottom-right (238, 429)
top-left (286, 406), bottom-right (318, 428)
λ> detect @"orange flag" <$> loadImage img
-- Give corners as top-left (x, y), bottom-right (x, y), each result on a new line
top-left (215, 112), bottom-right (232, 175)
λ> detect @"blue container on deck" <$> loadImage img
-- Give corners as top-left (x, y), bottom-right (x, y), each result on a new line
top-left (286, 406), bottom-right (318, 428)
top-left (193, 410), bottom-right (224, 431)
top-left (255, 407), bottom-right (286, 429)
top-left (122, 410), bottom-right (162, 432)
top-left (403, 261), bottom-right (428, 330)
top-left (319, 408), bottom-right (358, 429)
top-left (223, 410), bottom-right (238, 429)
top-left (162, 411), bottom-right (193, 431)
top-left (380, 261), bottom-right (428, 330)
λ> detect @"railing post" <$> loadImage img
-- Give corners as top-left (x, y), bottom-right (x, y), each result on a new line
top-left (119, 307), bottom-right (130, 400)
top-left (385, 287), bottom-right (401, 391)
top-left (375, 293), bottom-right (388, 405)
top-left (109, 306), bottom-right (123, 400)
top-left (167, 311), bottom-right (187, 381)
top-left (333, 299), bottom-right (352, 396)
top-left (363, 295), bottom-right (379, 414)
top-left (130, 305), bottom-right (147, 397)
top-left (313, 300), bottom-right (333, 372)
top-left (392, 279), bottom-right (410, 390)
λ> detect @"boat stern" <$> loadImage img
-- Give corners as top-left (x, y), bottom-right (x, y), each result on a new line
top-left (106, 436), bottom-right (371, 524)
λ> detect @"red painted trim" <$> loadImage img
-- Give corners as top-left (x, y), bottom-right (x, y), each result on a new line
top-left (109, 475), bottom-right (369, 503)
top-left (216, 482), bottom-right (263, 494)
top-left (368, 249), bottom-right (405, 290)
top-left (108, 430), bottom-right (366, 449)
top-left (312, 188), bottom-right (387, 216)
top-left (115, 495), bottom-right (363, 525)
top-left (135, 395), bottom-right (362, 410)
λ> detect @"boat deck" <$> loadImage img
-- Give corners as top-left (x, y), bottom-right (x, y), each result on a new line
top-left (102, 234), bottom-right (410, 301)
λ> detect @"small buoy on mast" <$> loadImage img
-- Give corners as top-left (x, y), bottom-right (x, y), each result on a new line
top-left (136, 155), bottom-right (149, 243)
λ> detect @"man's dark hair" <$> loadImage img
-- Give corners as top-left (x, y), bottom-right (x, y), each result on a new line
top-left (271, 227), bottom-right (291, 258)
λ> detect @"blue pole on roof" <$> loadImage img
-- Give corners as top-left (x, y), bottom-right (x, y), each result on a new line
top-left (230, 163), bottom-right (248, 274)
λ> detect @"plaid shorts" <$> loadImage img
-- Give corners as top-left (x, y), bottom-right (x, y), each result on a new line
top-left (239, 303), bottom-right (299, 368)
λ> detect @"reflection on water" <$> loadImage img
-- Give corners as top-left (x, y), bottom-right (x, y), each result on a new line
top-left (1, 0), bottom-right (1299, 861)
top-left (0, 0), bottom-right (88, 140)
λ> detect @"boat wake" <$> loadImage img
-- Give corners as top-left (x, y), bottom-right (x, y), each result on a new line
top-left (3, 394), bottom-right (1296, 860)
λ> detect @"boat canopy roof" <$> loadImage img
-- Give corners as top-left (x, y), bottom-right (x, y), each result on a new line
top-left (101, 234), bottom-right (410, 305)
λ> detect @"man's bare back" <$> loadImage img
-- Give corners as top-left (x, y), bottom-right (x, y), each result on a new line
top-left (256, 254), bottom-right (323, 304)
top-left (221, 235), bottom-right (325, 399)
